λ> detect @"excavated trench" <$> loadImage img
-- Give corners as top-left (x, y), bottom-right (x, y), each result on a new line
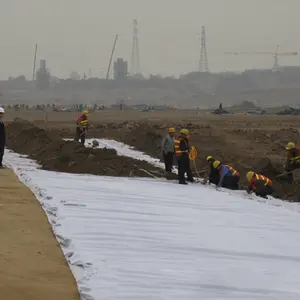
top-left (6, 119), bottom-right (300, 201)
top-left (6, 119), bottom-right (164, 178)
top-left (73, 120), bottom-right (300, 202)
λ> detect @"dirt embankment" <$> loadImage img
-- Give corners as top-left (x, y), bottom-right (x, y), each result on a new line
top-left (6, 119), bottom-right (164, 178)
top-left (0, 168), bottom-right (79, 300)
top-left (74, 120), bottom-right (300, 202)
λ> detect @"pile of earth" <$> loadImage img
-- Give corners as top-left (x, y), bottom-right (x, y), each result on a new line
top-left (6, 119), bottom-right (164, 178)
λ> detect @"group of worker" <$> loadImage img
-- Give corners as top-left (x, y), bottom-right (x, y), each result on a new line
top-left (161, 127), bottom-right (194, 184)
top-left (160, 127), bottom-right (280, 199)
top-left (204, 155), bottom-right (274, 199)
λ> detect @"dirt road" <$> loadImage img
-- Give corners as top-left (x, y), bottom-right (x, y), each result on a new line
top-left (0, 168), bottom-right (79, 300)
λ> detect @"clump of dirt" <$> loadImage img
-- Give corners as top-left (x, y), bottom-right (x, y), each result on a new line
top-left (6, 119), bottom-right (164, 178)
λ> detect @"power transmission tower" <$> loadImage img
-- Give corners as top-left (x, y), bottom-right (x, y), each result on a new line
top-left (199, 26), bottom-right (209, 72)
top-left (131, 19), bottom-right (140, 75)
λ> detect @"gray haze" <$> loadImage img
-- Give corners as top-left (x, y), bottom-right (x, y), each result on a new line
top-left (0, 0), bottom-right (299, 79)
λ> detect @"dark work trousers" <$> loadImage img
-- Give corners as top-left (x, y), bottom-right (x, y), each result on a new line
top-left (285, 163), bottom-right (300, 184)
top-left (163, 152), bottom-right (174, 172)
top-left (209, 168), bottom-right (220, 185)
top-left (255, 181), bottom-right (274, 198)
top-left (222, 175), bottom-right (240, 190)
top-left (75, 127), bottom-right (86, 144)
top-left (177, 156), bottom-right (194, 183)
top-left (0, 142), bottom-right (4, 166)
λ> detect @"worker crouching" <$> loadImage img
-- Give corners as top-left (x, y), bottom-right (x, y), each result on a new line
top-left (213, 160), bottom-right (240, 190)
top-left (75, 110), bottom-right (88, 144)
top-left (246, 172), bottom-right (273, 199)
top-left (174, 129), bottom-right (194, 185)
top-left (204, 155), bottom-right (220, 185)
top-left (161, 127), bottom-right (175, 177)
top-left (284, 142), bottom-right (300, 183)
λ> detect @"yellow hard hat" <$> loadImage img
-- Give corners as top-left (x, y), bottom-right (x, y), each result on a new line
top-left (286, 142), bottom-right (296, 150)
top-left (168, 127), bottom-right (176, 133)
top-left (82, 110), bottom-right (88, 115)
top-left (206, 155), bottom-right (213, 162)
top-left (213, 160), bottom-right (221, 169)
top-left (246, 171), bottom-right (255, 182)
top-left (180, 128), bottom-right (189, 135)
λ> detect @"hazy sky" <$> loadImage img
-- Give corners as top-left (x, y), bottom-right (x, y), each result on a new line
top-left (0, 0), bottom-right (299, 79)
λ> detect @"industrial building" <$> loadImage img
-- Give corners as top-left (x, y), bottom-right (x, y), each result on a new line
top-left (113, 58), bottom-right (128, 80)
top-left (36, 59), bottom-right (50, 90)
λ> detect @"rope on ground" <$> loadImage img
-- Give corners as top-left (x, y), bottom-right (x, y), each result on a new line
top-left (139, 169), bottom-right (159, 178)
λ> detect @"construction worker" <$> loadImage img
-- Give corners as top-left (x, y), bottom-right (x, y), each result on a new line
top-left (161, 127), bottom-right (176, 176)
top-left (246, 171), bottom-right (273, 198)
top-left (204, 155), bottom-right (220, 185)
top-left (75, 110), bottom-right (88, 144)
top-left (0, 107), bottom-right (5, 168)
top-left (174, 128), bottom-right (194, 185)
top-left (284, 142), bottom-right (300, 183)
top-left (213, 160), bottom-right (240, 190)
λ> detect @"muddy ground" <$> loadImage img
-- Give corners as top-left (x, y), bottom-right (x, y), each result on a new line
top-left (76, 121), bottom-right (300, 201)
top-left (5, 111), bottom-right (300, 201)
top-left (6, 119), bottom-right (164, 178)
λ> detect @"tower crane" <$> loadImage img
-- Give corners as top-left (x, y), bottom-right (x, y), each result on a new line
top-left (224, 45), bottom-right (298, 70)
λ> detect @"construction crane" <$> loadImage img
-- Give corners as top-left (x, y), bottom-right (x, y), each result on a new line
top-left (224, 45), bottom-right (298, 70)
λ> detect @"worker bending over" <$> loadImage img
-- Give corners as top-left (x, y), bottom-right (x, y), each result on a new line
top-left (212, 160), bottom-right (240, 190)
top-left (284, 142), bottom-right (300, 183)
top-left (203, 155), bottom-right (220, 185)
top-left (0, 107), bottom-right (5, 168)
top-left (75, 110), bottom-right (88, 144)
top-left (174, 129), bottom-right (194, 185)
top-left (161, 127), bottom-right (175, 176)
top-left (246, 171), bottom-right (273, 199)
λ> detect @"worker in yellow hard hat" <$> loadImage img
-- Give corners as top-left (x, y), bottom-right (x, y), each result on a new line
top-left (246, 171), bottom-right (273, 198)
top-left (174, 128), bottom-right (194, 184)
top-left (202, 155), bottom-right (220, 185)
top-left (74, 109), bottom-right (89, 144)
top-left (161, 127), bottom-right (176, 177)
top-left (212, 160), bottom-right (240, 190)
top-left (284, 141), bottom-right (300, 183)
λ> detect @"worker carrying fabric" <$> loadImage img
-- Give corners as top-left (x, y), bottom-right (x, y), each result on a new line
top-left (203, 155), bottom-right (220, 185)
top-left (246, 171), bottom-right (273, 198)
top-left (0, 107), bottom-right (5, 168)
top-left (161, 127), bottom-right (175, 176)
top-left (212, 160), bottom-right (240, 190)
top-left (75, 110), bottom-right (88, 144)
top-left (284, 142), bottom-right (300, 183)
top-left (174, 128), bottom-right (194, 185)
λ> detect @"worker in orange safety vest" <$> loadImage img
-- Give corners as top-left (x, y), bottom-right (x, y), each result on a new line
top-left (75, 110), bottom-right (88, 144)
top-left (174, 129), bottom-right (194, 185)
top-left (246, 171), bottom-right (274, 198)
top-left (284, 142), bottom-right (300, 183)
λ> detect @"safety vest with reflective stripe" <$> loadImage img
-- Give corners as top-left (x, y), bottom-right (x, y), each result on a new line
top-left (252, 174), bottom-right (272, 188)
top-left (224, 164), bottom-right (240, 177)
top-left (174, 137), bottom-right (188, 157)
top-left (288, 146), bottom-right (300, 163)
top-left (76, 115), bottom-right (88, 128)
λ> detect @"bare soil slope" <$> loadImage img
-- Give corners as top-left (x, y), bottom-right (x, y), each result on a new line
top-left (6, 119), bottom-right (163, 178)
top-left (0, 168), bottom-right (79, 300)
